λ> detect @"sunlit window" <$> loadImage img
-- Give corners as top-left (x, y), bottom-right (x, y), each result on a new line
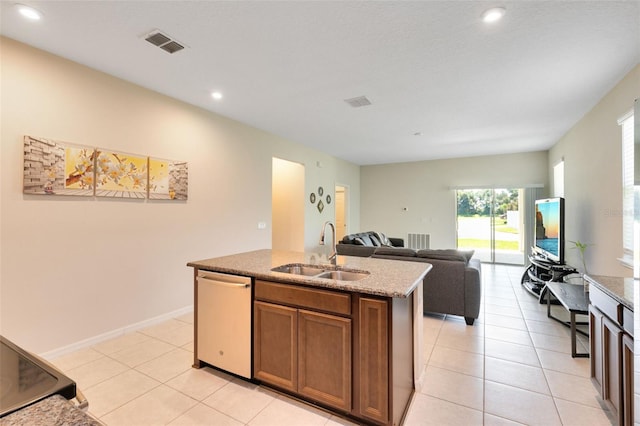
top-left (619, 110), bottom-right (634, 266)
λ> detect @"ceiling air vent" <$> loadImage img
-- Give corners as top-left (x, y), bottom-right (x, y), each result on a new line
top-left (144, 30), bottom-right (185, 54)
top-left (160, 41), bottom-right (184, 54)
top-left (344, 96), bottom-right (372, 108)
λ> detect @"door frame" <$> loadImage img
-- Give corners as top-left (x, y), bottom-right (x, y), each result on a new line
top-left (335, 184), bottom-right (349, 241)
top-left (455, 188), bottom-right (525, 265)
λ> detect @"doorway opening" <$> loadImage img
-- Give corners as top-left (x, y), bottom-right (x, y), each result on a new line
top-left (335, 185), bottom-right (349, 241)
top-left (272, 158), bottom-right (305, 251)
top-left (456, 188), bottom-right (525, 265)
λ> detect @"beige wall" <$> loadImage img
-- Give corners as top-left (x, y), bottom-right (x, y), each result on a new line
top-left (361, 152), bottom-right (549, 248)
top-left (549, 64), bottom-right (640, 277)
top-left (0, 37), bottom-right (360, 353)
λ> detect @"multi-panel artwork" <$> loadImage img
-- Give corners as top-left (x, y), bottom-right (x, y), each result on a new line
top-left (23, 136), bottom-right (188, 200)
top-left (148, 157), bottom-right (189, 200)
top-left (23, 136), bottom-right (95, 196)
top-left (95, 149), bottom-right (148, 198)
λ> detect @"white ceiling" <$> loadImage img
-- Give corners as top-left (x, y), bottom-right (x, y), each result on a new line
top-left (1, 1), bottom-right (639, 165)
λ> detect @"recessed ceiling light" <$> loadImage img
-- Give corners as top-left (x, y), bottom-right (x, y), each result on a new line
top-left (211, 91), bottom-right (223, 100)
top-left (482, 7), bottom-right (506, 23)
top-left (15, 4), bottom-right (43, 21)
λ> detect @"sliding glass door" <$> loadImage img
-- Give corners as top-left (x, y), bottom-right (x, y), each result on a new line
top-left (456, 188), bottom-right (525, 265)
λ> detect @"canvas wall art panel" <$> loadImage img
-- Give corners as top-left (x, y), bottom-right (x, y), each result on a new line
top-left (148, 158), bottom-right (188, 200)
top-left (23, 136), bottom-right (189, 202)
top-left (95, 149), bottom-right (148, 198)
top-left (23, 136), bottom-right (95, 196)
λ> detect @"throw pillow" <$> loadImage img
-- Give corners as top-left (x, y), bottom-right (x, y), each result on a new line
top-left (459, 250), bottom-right (475, 262)
top-left (359, 234), bottom-right (375, 246)
top-left (373, 231), bottom-right (393, 247)
top-left (368, 233), bottom-right (382, 247)
top-left (353, 237), bottom-right (366, 246)
top-left (341, 234), bottom-right (355, 244)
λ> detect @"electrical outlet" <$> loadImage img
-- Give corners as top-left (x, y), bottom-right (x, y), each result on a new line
top-left (257, 222), bottom-right (267, 230)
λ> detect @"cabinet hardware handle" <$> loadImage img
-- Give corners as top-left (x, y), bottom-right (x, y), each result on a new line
top-left (197, 276), bottom-right (250, 288)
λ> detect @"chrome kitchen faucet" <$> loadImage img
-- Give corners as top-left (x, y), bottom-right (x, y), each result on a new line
top-left (319, 221), bottom-right (337, 265)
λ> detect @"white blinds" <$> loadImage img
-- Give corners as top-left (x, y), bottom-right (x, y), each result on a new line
top-left (619, 110), bottom-right (634, 256)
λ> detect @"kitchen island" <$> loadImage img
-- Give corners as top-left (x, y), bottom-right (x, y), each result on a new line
top-left (188, 249), bottom-right (431, 426)
top-left (584, 274), bottom-right (635, 425)
top-left (1, 395), bottom-right (101, 426)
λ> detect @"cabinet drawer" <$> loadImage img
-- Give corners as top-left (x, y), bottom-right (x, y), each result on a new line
top-left (255, 280), bottom-right (351, 315)
top-left (590, 285), bottom-right (622, 326)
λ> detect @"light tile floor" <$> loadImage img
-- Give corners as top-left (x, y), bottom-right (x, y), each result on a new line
top-left (51, 264), bottom-right (614, 425)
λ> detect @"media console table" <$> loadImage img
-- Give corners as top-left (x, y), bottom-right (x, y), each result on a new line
top-left (520, 254), bottom-right (578, 303)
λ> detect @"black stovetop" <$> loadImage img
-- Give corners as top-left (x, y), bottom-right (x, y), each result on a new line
top-left (0, 336), bottom-right (76, 417)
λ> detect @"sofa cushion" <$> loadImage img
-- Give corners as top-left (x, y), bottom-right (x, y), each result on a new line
top-left (374, 247), bottom-right (417, 257)
top-left (388, 237), bottom-right (405, 248)
top-left (336, 244), bottom-right (377, 257)
top-left (416, 249), bottom-right (473, 263)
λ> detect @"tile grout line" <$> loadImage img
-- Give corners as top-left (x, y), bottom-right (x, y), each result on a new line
top-left (86, 325), bottom-right (197, 422)
top-left (482, 268), bottom-right (487, 425)
top-left (96, 331), bottom-right (233, 425)
top-left (510, 267), bottom-right (568, 425)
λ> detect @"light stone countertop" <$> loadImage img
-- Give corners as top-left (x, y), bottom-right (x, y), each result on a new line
top-left (1, 395), bottom-right (103, 426)
top-left (187, 249), bottom-right (431, 298)
top-left (584, 274), bottom-right (635, 311)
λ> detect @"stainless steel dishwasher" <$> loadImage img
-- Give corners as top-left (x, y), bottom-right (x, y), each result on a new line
top-left (196, 271), bottom-right (252, 378)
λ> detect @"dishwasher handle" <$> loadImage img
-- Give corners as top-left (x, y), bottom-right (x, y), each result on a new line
top-left (197, 271), bottom-right (251, 288)
top-left (198, 276), bottom-right (250, 288)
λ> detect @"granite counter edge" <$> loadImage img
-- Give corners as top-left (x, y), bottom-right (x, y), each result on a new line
top-left (186, 261), bottom-right (430, 299)
top-left (584, 274), bottom-right (634, 311)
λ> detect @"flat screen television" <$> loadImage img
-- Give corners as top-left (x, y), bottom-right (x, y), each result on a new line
top-left (534, 197), bottom-right (565, 264)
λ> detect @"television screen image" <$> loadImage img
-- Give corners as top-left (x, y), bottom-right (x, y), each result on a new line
top-left (534, 197), bottom-right (564, 263)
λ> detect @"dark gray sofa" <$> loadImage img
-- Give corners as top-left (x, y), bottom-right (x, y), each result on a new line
top-left (336, 231), bottom-right (405, 257)
top-left (337, 232), bottom-right (481, 325)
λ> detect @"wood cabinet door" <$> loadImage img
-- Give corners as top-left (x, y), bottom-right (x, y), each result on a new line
top-left (602, 315), bottom-right (623, 423)
top-left (622, 333), bottom-right (634, 426)
top-left (589, 305), bottom-right (603, 390)
top-left (254, 301), bottom-right (297, 392)
top-left (357, 297), bottom-right (389, 424)
top-left (298, 309), bottom-right (352, 411)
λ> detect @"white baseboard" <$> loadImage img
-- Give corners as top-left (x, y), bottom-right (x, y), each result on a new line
top-left (40, 305), bottom-right (194, 360)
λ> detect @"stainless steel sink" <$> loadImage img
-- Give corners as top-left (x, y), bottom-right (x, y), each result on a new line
top-left (271, 264), bottom-right (325, 276)
top-left (271, 264), bottom-right (369, 281)
top-left (315, 270), bottom-right (369, 281)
